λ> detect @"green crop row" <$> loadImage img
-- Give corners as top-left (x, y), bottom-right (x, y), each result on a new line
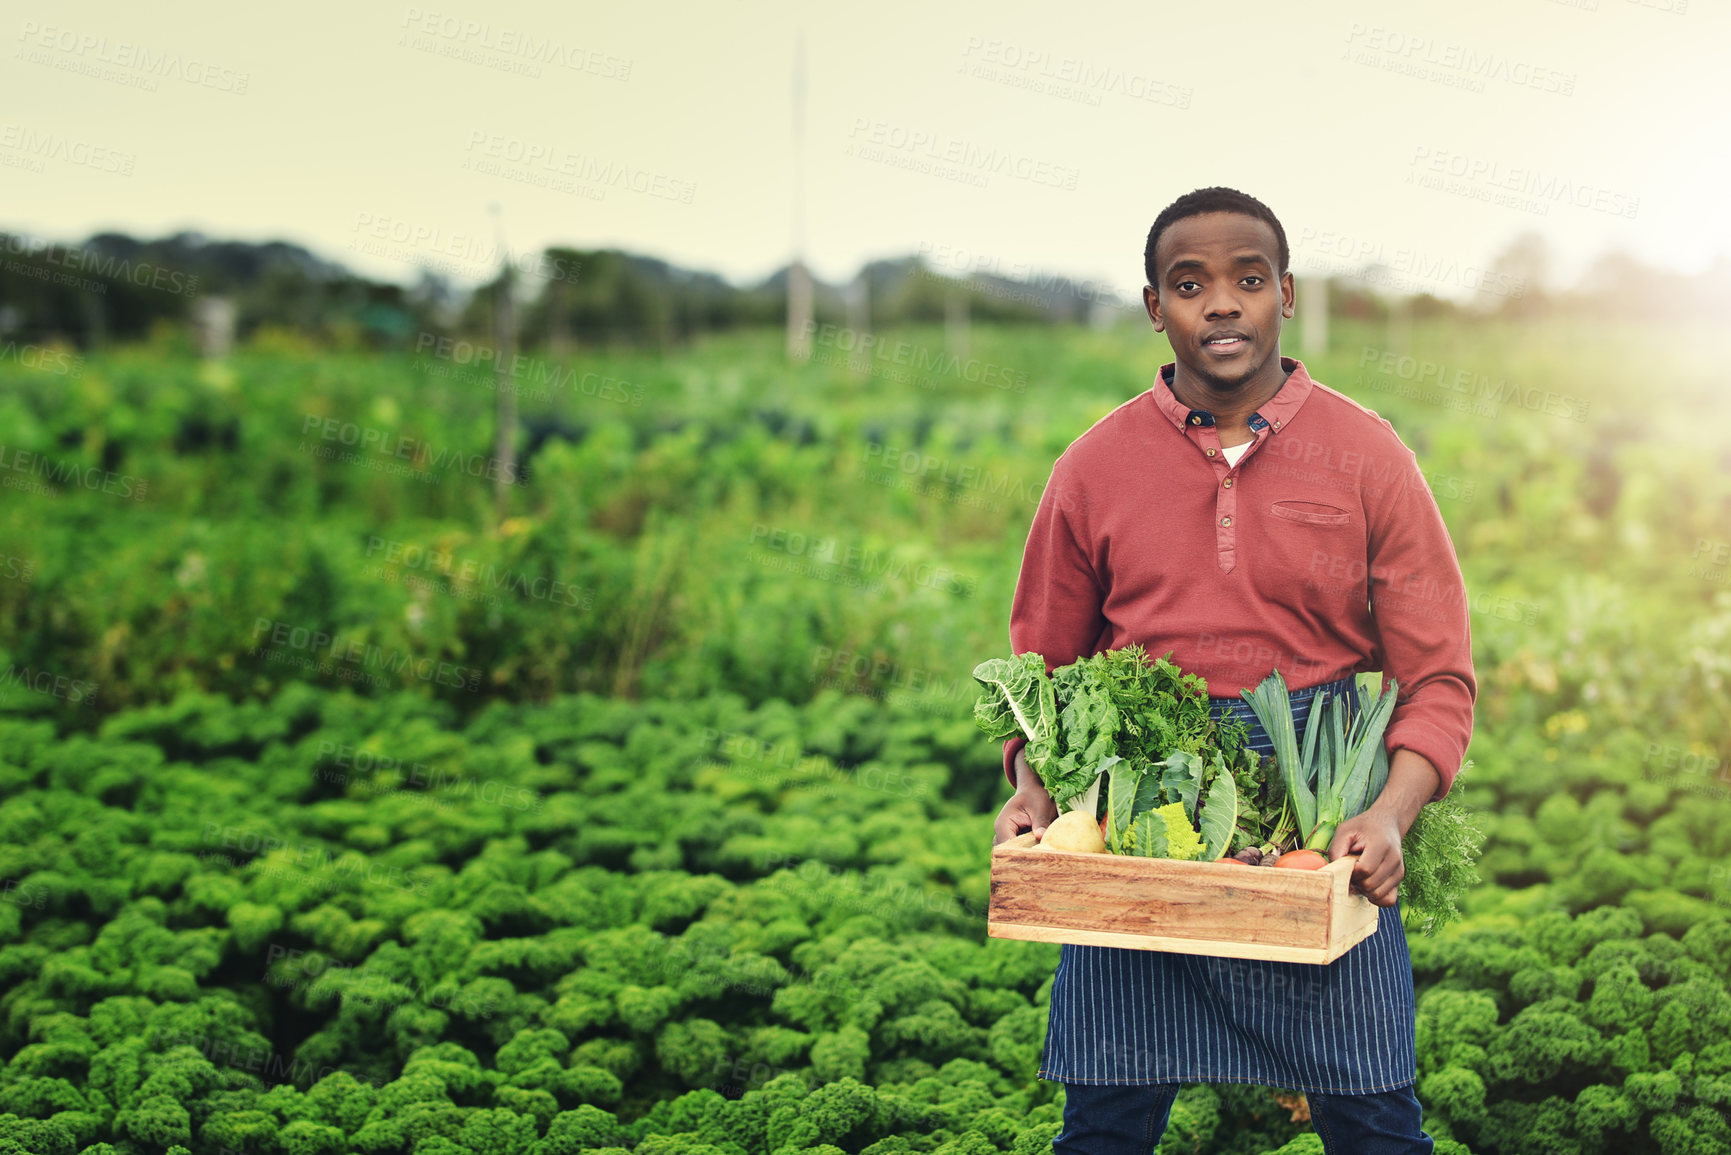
top-left (0, 683), bottom-right (1726, 1154)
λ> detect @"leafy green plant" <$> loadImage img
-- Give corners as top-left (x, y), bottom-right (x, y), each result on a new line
top-left (973, 646), bottom-right (1253, 856)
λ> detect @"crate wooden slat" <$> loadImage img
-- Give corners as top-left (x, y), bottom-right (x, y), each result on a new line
top-left (987, 833), bottom-right (1379, 965)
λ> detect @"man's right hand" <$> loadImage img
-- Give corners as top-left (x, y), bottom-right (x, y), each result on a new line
top-left (993, 747), bottom-right (1058, 845)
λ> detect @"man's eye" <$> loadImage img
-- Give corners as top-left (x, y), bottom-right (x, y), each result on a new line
top-left (1177, 280), bottom-right (1200, 292)
top-left (1242, 276), bottom-right (1264, 287)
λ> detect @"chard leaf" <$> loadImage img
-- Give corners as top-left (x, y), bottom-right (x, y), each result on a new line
top-left (1131, 765), bottom-right (1164, 818)
top-left (972, 653), bottom-right (1063, 792)
top-left (972, 654), bottom-right (1057, 745)
top-left (1158, 750), bottom-right (1204, 821)
top-left (1101, 756), bottom-right (1134, 851)
top-left (1197, 770), bottom-right (1239, 862)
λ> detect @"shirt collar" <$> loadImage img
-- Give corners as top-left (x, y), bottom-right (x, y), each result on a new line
top-left (1148, 356), bottom-right (1316, 437)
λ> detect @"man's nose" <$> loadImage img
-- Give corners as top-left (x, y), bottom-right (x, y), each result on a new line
top-left (1203, 287), bottom-right (1241, 319)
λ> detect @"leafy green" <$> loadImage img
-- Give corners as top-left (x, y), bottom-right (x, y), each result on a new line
top-left (1104, 755), bottom-right (1137, 852)
top-left (1401, 765), bottom-right (1487, 935)
top-left (1122, 809), bottom-right (1170, 858)
top-left (1045, 659), bottom-right (1122, 806)
top-left (971, 653), bottom-right (1057, 744)
top-left (972, 645), bottom-right (1262, 854)
top-left (1156, 750), bottom-right (1205, 821)
top-left (1196, 771), bottom-right (1239, 863)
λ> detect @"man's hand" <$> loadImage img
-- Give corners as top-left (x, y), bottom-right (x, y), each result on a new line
top-left (993, 748), bottom-right (1058, 845)
top-left (1326, 810), bottom-right (1406, 906)
top-left (1326, 747), bottom-right (1442, 906)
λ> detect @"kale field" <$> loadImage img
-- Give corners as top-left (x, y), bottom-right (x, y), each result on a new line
top-left (1, 316), bottom-right (1729, 1155)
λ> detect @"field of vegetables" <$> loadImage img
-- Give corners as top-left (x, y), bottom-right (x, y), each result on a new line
top-left (1, 314), bottom-right (1730, 1155)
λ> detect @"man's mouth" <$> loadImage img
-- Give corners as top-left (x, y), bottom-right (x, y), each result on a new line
top-left (1202, 332), bottom-right (1250, 355)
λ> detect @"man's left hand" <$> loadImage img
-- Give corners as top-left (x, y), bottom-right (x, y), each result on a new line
top-left (1327, 810), bottom-right (1405, 907)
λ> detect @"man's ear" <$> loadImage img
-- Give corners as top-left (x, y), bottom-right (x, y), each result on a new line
top-left (1280, 271), bottom-right (1295, 319)
top-left (1142, 284), bottom-right (1163, 332)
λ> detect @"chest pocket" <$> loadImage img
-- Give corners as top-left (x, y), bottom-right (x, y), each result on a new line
top-left (1269, 500), bottom-right (1353, 527)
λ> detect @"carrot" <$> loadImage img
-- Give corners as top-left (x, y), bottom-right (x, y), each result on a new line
top-left (1274, 849), bottom-right (1329, 870)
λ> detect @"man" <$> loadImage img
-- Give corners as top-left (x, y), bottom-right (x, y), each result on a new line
top-left (991, 187), bottom-right (1475, 1153)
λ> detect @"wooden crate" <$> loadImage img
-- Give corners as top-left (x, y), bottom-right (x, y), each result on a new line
top-left (987, 833), bottom-right (1379, 965)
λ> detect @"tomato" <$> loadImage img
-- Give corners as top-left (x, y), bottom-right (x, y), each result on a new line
top-left (1274, 849), bottom-right (1330, 870)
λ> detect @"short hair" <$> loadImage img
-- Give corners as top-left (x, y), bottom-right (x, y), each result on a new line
top-left (1143, 187), bottom-right (1289, 287)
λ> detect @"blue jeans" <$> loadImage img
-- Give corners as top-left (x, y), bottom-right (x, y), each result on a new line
top-left (1053, 1080), bottom-right (1435, 1154)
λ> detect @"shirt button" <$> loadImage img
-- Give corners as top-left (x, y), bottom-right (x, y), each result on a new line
top-left (1221, 516), bottom-right (1233, 527)
top-left (1273, 421), bottom-right (1282, 431)
top-left (1206, 448), bottom-right (1216, 456)
top-left (1223, 478), bottom-right (1233, 488)
top-left (1190, 415), bottom-right (1203, 426)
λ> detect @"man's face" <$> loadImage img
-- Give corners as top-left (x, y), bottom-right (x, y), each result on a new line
top-left (1143, 211), bottom-right (1295, 392)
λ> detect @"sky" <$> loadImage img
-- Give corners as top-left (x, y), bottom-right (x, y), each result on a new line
top-left (3, 0), bottom-right (1725, 305)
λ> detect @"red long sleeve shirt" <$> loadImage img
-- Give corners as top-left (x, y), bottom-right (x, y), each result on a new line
top-left (1002, 357), bottom-right (1475, 804)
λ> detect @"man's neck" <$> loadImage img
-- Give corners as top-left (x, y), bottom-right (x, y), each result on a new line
top-left (1167, 359), bottom-right (1291, 443)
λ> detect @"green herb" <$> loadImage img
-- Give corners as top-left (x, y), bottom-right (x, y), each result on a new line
top-left (1399, 766), bottom-right (1486, 936)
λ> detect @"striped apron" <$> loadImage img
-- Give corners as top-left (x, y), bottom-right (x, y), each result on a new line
top-left (1037, 675), bottom-right (1419, 1094)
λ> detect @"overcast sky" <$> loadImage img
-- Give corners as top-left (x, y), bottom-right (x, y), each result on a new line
top-left (4, 0), bottom-right (1724, 303)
